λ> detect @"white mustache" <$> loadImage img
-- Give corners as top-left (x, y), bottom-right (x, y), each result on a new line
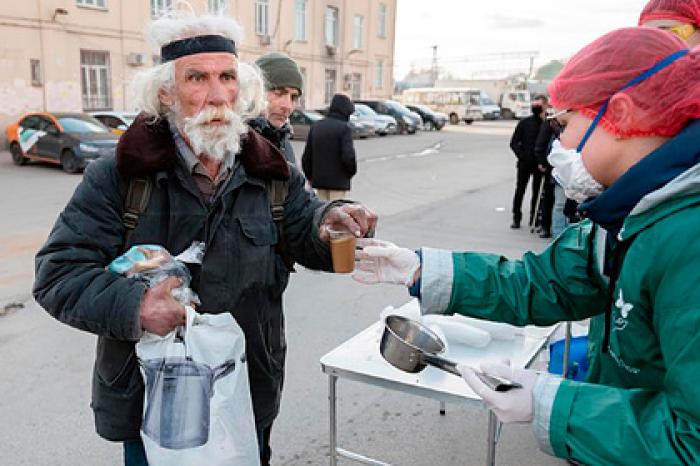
top-left (187, 106), bottom-right (235, 125)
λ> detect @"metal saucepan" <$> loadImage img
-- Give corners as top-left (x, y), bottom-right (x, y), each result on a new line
top-left (379, 315), bottom-right (522, 392)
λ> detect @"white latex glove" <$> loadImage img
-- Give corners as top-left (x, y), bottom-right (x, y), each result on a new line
top-left (352, 238), bottom-right (420, 286)
top-left (458, 360), bottom-right (540, 423)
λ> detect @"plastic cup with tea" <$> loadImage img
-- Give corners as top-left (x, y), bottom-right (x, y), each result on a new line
top-left (328, 226), bottom-right (356, 273)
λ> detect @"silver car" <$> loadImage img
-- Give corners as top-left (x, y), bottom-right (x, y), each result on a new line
top-left (353, 104), bottom-right (397, 136)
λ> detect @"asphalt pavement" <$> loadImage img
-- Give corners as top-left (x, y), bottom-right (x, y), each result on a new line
top-left (0, 122), bottom-right (565, 465)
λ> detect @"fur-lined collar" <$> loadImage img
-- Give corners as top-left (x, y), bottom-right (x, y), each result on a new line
top-left (116, 112), bottom-right (290, 181)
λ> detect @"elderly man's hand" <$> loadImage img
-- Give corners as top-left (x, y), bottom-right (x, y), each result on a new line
top-left (139, 276), bottom-right (187, 336)
top-left (319, 203), bottom-right (378, 241)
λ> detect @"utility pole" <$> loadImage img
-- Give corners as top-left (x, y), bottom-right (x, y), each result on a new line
top-left (431, 45), bottom-right (438, 86)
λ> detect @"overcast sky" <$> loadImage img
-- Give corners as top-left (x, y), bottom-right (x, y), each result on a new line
top-left (394, 0), bottom-right (649, 79)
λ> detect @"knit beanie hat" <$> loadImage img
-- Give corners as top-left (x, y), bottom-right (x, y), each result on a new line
top-left (255, 52), bottom-right (304, 95)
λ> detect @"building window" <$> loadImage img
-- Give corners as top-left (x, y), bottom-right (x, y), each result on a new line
top-left (256, 0), bottom-right (270, 36)
top-left (351, 73), bottom-right (361, 100)
top-left (208, 0), bottom-right (228, 13)
top-left (324, 69), bottom-right (336, 104)
top-left (374, 60), bottom-right (384, 89)
top-left (294, 0), bottom-right (307, 41)
top-left (150, 0), bottom-right (172, 19)
top-left (325, 6), bottom-right (338, 46)
top-left (81, 50), bottom-right (112, 111)
top-left (353, 15), bottom-right (364, 49)
top-left (378, 3), bottom-right (387, 38)
top-left (77, 0), bottom-right (107, 8)
top-left (30, 59), bottom-right (42, 86)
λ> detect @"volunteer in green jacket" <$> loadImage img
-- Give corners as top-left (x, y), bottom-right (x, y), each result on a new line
top-left (353, 27), bottom-right (700, 465)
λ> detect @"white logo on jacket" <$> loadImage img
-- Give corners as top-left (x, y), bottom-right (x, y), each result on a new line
top-left (614, 289), bottom-right (634, 331)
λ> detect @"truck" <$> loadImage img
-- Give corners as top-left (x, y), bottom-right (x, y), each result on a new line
top-left (435, 78), bottom-right (533, 120)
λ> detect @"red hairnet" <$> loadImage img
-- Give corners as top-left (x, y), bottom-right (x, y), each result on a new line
top-left (639, 0), bottom-right (700, 26)
top-left (548, 27), bottom-right (700, 138)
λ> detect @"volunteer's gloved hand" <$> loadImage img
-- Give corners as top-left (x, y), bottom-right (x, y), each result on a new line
top-left (458, 360), bottom-right (540, 423)
top-left (352, 238), bottom-right (420, 286)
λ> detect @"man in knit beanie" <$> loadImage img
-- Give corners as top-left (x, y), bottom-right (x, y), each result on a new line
top-left (249, 52), bottom-right (304, 166)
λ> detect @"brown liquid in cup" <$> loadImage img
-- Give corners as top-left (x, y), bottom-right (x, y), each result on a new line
top-left (330, 234), bottom-right (356, 273)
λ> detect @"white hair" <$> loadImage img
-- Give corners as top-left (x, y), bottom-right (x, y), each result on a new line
top-left (130, 8), bottom-right (265, 120)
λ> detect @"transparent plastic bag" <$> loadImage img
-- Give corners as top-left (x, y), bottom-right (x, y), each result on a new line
top-left (108, 241), bottom-right (205, 306)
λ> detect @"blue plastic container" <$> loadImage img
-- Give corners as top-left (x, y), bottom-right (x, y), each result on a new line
top-left (548, 335), bottom-right (589, 381)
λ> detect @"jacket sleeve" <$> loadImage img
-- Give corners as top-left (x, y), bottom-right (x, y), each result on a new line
top-left (418, 220), bottom-right (608, 325)
top-left (510, 120), bottom-right (525, 159)
top-left (301, 127), bottom-right (313, 181)
top-left (534, 122), bottom-right (553, 166)
top-left (33, 158), bottom-right (145, 340)
top-left (281, 165), bottom-right (333, 271)
top-left (283, 137), bottom-right (297, 167)
top-left (340, 127), bottom-right (357, 176)
top-left (536, 232), bottom-right (700, 464)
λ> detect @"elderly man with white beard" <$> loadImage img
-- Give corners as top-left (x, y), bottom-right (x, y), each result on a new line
top-left (32, 10), bottom-right (377, 466)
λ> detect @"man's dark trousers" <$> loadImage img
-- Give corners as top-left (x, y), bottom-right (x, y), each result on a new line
top-left (512, 161), bottom-right (543, 226)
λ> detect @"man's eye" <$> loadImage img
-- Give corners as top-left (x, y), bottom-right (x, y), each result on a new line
top-left (222, 73), bottom-right (237, 81)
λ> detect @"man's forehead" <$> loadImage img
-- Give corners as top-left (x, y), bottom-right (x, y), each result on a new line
top-left (271, 86), bottom-right (300, 96)
top-left (175, 52), bottom-right (238, 71)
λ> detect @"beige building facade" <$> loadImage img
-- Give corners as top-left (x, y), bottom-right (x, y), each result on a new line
top-left (0, 0), bottom-right (396, 146)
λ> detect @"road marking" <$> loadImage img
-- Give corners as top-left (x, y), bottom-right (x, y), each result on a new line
top-left (363, 140), bottom-right (444, 164)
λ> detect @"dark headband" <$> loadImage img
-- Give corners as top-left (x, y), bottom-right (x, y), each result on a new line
top-left (161, 34), bottom-right (237, 62)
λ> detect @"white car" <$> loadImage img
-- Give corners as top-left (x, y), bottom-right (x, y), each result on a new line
top-left (90, 111), bottom-right (139, 135)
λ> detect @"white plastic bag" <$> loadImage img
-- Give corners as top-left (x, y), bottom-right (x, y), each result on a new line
top-left (136, 307), bottom-right (260, 466)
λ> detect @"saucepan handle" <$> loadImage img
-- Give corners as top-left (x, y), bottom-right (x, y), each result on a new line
top-left (474, 372), bottom-right (523, 392)
top-left (421, 353), bottom-right (462, 377)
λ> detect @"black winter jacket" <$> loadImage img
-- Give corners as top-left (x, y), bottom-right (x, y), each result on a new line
top-left (33, 114), bottom-right (333, 440)
top-left (249, 116), bottom-right (296, 166)
top-left (301, 94), bottom-right (357, 190)
top-left (509, 114), bottom-right (544, 166)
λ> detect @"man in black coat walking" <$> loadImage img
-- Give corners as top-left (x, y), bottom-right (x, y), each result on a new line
top-left (509, 94), bottom-right (548, 229)
top-left (302, 93), bottom-right (357, 201)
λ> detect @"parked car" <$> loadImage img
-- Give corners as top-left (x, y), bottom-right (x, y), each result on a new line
top-left (91, 111), bottom-right (139, 135)
top-left (6, 112), bottom-right (119, 173)
top-left (288, 109), bottom-right (324, 140)
top-left (405, 104), bottom-right (448, 130)
top-left (354, 99), bottom-right (418, 134)
top-left (312, 108), bottom-right (374, 139)
top-left (479, 94), bottom-right (502, 120)
top-left (349, 114), bottom-right (375, 139)
top-left (354, 103), bottom-right (397, 136)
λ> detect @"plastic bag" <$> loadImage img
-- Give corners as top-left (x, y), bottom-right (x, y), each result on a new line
top-left (109, 244), bottom-right (260, 465)
top-left (108, 242), bottom-right (204, 306)
top-left (137, 307), bottom-right (260, 465)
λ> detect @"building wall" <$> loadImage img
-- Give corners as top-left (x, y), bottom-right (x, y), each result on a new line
top-left (0, 0), bottom-right (396, 147)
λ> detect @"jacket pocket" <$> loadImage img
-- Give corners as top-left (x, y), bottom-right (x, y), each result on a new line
top-left (237, 216), bottom-right (278, 246)
top-left (91, 337), bottom-right (144, 441)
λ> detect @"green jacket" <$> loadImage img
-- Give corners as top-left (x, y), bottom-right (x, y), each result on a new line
top-left (419, 163), bottom-right (700, 465)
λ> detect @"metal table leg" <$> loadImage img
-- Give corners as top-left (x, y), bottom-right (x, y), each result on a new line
top-left (486, 411), bottom-right (498, 466)
top-left (330, 374), bottom-right (338, 466)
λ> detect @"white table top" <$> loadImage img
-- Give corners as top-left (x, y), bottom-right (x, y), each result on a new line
top-left (320, 299), bottom-right (557, 403)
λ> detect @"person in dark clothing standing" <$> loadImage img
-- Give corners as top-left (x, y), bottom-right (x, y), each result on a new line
top-left (302, 93), bottom-right (357, 201)
top-left (533, 114), bottom-right (556, 238)
top-left (249, 52), bottom-right (303, 166)
top-left (509, 94), bottom-right (548, 229)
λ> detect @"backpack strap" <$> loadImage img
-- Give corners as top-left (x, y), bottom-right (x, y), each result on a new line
top-left (269, 179), bottom-right (295, 272)
top-left (121, 177), bottom-right (153, 253)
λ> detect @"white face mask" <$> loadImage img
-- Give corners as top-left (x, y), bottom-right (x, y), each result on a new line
top-left (547, 139), bottom-right (604, 203)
